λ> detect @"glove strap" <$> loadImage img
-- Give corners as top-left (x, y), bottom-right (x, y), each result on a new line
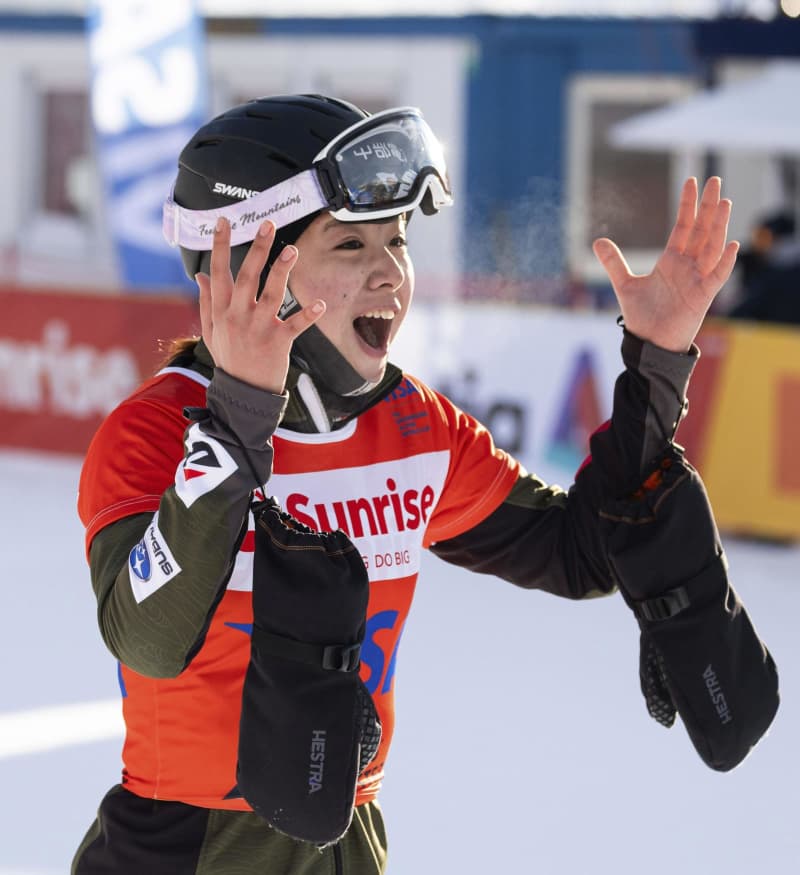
top-left (633, 585), bottom-right (691, 622)
top-left (252, 625), bottom-right (362, 673)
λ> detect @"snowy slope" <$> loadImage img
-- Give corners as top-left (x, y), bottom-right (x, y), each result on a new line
top-left (1, 449), bottom-right (797, 874)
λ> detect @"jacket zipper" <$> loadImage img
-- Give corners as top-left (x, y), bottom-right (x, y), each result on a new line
top-left (333, 842), bottom-right (343, 875)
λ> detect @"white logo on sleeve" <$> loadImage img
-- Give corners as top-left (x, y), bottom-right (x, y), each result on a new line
top-left (128, 514), bottom-right (182, 604)
top-left (174, 423), bottom-right (238, 508)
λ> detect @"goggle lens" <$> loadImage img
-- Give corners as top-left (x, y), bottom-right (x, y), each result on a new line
top-left (330, 114), bottom-right (450, 212)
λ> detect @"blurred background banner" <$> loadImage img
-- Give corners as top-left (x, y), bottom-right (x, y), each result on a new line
top-left (5, 287), bottom-right (800, 539)
top-left (394, 304), bottom-right (800, 541)
top-left (680, 320), bottom-right (800, 539)
top-left (86, 0), bottom-right (208, 289)
top-left (0, 286), bottom-right (198, 454)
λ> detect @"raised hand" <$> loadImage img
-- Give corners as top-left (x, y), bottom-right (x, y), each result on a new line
top-left (195, 218), bottom-right (325, 394)
top-left (592, 177), bottom-right (739, 353)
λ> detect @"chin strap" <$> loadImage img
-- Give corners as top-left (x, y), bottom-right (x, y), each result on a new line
top-left (283, 362), bottom-right (403, 435)
top-left (293, 325), bottom-right (379, 397)
top-left (280, 286), bottom-right (379, 397)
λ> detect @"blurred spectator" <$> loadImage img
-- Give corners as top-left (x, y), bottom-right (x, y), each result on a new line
top-left (728, 211), bottom-right (800, 325)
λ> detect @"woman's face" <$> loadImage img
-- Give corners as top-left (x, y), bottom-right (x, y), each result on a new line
top-left (288, 213), bottom-right (414, 385)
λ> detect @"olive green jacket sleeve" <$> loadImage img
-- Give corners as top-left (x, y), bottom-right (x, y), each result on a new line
top-left (88, 368), bottom-right (287, 679)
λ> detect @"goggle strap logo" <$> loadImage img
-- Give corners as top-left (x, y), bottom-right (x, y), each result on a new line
top-left (163, 171), bottom-right (326, 251)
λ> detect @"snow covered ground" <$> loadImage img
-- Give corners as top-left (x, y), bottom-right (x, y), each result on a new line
top-left (1, 449), bottom-right (798, 875)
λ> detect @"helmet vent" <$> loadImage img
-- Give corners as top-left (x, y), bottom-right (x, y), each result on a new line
top-left (308, 127), bottom-right (333, 145)
top-left (244, 107), bottom-right (276, 121)
top-left (264, 149), bottom-right (303, 172)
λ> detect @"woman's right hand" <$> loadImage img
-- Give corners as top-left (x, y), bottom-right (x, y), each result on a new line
top-left (195, 218), bottom-right (326, 394)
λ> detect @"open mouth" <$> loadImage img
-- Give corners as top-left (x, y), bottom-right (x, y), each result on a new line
top-left (353, 312), bottom-right (395, 350)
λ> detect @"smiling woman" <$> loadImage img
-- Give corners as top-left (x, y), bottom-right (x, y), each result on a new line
top-left (70, 92), bottom-right (777, 875)
top-left (285, 214), bottom-right (412, 386)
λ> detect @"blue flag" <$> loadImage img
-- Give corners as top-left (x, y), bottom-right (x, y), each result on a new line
top-left (87, 1), bottom-right (209, 290)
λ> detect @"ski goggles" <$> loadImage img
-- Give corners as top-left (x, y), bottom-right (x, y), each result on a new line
top-left (163, 106), bottom-right (452, 251)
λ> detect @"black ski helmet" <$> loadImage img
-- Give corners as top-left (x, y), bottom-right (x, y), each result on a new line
top-left (173, 94), bottom-right (369, 280)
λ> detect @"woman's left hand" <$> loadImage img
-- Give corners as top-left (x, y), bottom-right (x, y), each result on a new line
top-left (592, 176), bottom-right (739, 352)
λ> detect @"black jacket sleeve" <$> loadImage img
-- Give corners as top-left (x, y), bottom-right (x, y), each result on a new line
top-left (432, 329), bottom-right (778, 768)
top-left (430, 329), bottom-right (697, 597)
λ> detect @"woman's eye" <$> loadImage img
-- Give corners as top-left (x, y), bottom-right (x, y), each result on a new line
top-left (336, 239), bottom-right (363, 250)
top-left (391, 236), bottom-right (408, 248)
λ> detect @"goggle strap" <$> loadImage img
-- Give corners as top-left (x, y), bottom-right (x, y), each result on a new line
top-left (162, 169), bottom-right (328, 251)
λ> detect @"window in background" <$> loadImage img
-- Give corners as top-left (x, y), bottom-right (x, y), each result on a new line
top-left (588, 100), bottom-right (671, 250)
top-left (567, 75), bottom-right (701, 290)
top-left (43, 89), bottom-right (91, 218)
top-left (6, 33), bottom-right (119, 288)
top-left (21, 80), bottom-right (115, 287)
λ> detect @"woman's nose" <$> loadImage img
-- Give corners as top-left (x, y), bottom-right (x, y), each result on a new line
top-left (368, 247), bottom-right (405, 290)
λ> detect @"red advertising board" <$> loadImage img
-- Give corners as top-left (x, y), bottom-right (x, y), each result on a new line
top-left (2, 286), bottom-right (199, 456)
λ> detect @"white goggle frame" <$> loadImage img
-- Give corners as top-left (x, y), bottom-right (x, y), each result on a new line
top-left (162, 106), bottom-right (452, 252)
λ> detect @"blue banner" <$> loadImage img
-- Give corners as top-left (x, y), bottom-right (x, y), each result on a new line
top-left (87, 1), bottom-right (209, 290)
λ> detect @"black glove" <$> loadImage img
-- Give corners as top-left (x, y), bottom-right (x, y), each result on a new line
top-left (600, 446), bottom-right (779, 771)
top-left (601, 446), bottom-right (722, 608)
top-left (232, 499), bottom-right (381, 845)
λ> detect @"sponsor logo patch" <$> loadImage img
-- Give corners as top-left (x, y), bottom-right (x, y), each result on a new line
top-left (129, 541), bottom-right (151, 582)
top-left (269, 452), bottom-right (449, 583)
top-left (175, 423), bottom-right (238, 508)
top-left (128, 513), bottom-right (182, 603)
top-left (308, 729), bottom-right (326, 794)
top-left (703, 664), bottom-right (733, 725)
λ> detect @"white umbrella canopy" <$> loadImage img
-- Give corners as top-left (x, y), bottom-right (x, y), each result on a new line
top-left (609, 62), bottom-right (800, 154)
